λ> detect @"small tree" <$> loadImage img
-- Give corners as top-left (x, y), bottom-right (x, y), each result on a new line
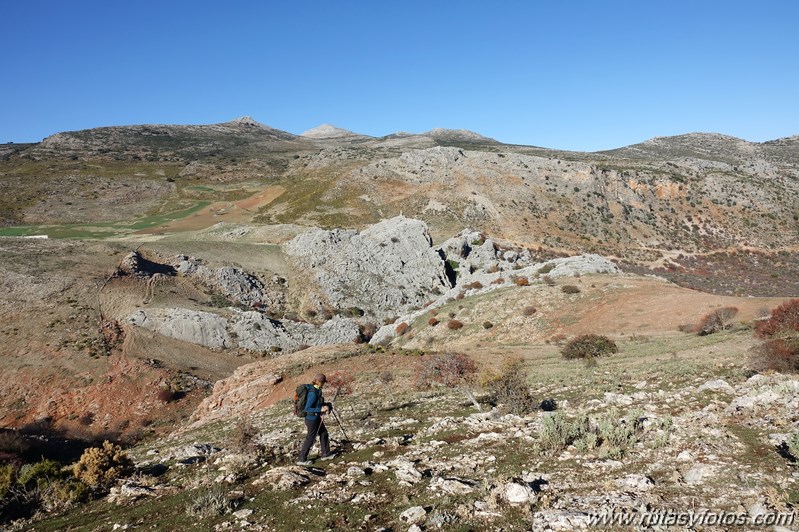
top-left (415, 352), bottom-right (481, 411)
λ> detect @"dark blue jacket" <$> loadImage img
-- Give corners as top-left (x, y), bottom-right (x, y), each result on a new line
top-left (304, 386), bottom-right (325, 420)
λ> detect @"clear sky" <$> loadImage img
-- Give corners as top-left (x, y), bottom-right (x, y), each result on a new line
top-left (1, 1), bottom-right (797, 151)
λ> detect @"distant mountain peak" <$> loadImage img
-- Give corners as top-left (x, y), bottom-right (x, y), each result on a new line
top-left (301, 124), bottom-right (364, 139)
top-left (226, 116), bottom-right (267, 128)
top-left (424, 128), bottom-right (497, 143)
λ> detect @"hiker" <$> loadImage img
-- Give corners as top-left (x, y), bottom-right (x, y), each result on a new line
top-left (297, 373), bottom-right (336, 465)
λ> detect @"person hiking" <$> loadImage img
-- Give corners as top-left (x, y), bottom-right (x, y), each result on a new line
top-left (297, 373), bottom-right (336, 465)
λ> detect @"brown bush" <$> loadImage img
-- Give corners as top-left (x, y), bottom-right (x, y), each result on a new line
top-left (156, 387), bottom-right (175, 403)
top-left (513, 276), bottom-right (530, 287)
top-left (755, 299), bottom-right (799, 338)
top-left (751, 337), bottom-right (799, 372)
top-left (72, 441), bottom-right (133, 488)
top-left (543, 275), bottom-right (556, 286)
top-left (464, 281), bottom-right (483, 290)
top-left (751, 299), bottom-right (799, 372)
top-left (395, 322), bottom-right (410, 336)
top-left (483, 321), bottom-right (493, 329)
top-left (523, 306), bottom-right (537, 316)
top-left (694, 307), bottom-right (738, 335)
top-left (491, 277), bottom-right (505, 285)
top-left (414, 352), bottom-right (481, 410)
top-left (447, 319), bottom-right (464, 330)
top-left (561, 285), bottom-right (581, 294)
top-left (455, 292), bottom-right (465, 300)
top-left (428, 317), bottom-right (439, 327)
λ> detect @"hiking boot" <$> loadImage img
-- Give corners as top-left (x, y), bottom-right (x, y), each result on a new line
top-left (320, 453), bottom-right (337, 461)
top-left (296, 460), bottom-right (313, 466)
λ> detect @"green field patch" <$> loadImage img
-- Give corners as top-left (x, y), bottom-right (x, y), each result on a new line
top-left (128, 201), bottom-right (211, 230)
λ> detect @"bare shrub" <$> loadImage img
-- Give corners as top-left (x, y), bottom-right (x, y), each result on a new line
top-left (415, 352), bottom-right (481, 410)
top-left (455, 292), bottom-right (465, 301)
top-left (513, 276), bottom-right (530, 287)
top-left (327, 370), bottom-right (355, 401)
top-left (562, 334), bottom-right (618, 359)
top-left (694, 307), bottom-right (738, 335)
top-left (543, 275), bottom-right (556, 286)
top-left (523, 306), bottom-right (537, 316)
top-left (481, 358), bottom-right (534, 415)
top-left (428, 317), bottom-right (439, 327)
top-left (464, 281), bottom-right (483, 290)
top-left (230, 417), bottom-right (260, 455)
top-left (72, 441), bottom-right (133, 488)
top-left (395, 322), bottom-right (410, 336)
top-left (561, 285), bottom-right (581, 294)
top-left (446, 319), bottom-right (464, 330)
top-left (491, 277), bottom-right (505, 285)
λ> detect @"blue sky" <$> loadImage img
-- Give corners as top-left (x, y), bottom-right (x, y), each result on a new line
top-left (1, 1), bottom-right (797, 151)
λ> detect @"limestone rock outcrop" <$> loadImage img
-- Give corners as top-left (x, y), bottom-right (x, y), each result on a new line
top-left (284, 216), bottom-right (452, 320)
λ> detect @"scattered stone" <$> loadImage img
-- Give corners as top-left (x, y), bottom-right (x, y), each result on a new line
top-left (504, 482), bottom-right (537, 505)
top-left (698, 379), bottom-right (735, 394)
top-left (399, 506), bottom-right (427, 525)
top-left (614, 474), bottom-right (654, 492)
top-left (232, 509), bottom-right (253, 520)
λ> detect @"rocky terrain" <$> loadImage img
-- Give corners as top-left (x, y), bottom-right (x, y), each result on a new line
top-left (0, 119), bottom-right (798, 529)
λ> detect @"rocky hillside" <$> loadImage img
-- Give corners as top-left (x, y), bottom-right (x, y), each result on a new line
top-left (2, 119), bottom-right (796, 261)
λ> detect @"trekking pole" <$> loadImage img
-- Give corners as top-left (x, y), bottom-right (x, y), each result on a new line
top-left (330, 407), bottom-right (350, 443)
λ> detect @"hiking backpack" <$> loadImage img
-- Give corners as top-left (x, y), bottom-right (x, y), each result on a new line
top-left (293, 384), bottom-right (313, 417)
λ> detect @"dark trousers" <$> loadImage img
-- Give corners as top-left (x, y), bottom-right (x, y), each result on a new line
top-left (299, 416), bottom-right (329, 461)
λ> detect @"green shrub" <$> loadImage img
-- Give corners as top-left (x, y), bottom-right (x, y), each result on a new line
top-left (17, 459), bottom-right (62, 490)
top-left (0, 463), bottom-right (14, 501)
top-left (787, 432), bottom-right (799, 460)
top-left (561, 285), bottom-right (581, 294)
top-left (562, 334), bottom-right (618, 359)
top-left (538, 263), bottom-right (555, 274)
top-left (72, 441), bottom-right (133, 488)
top-left (185, 485), bottom-right (234, 517)
top-left (539, 411), bottom-right (590, 452)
